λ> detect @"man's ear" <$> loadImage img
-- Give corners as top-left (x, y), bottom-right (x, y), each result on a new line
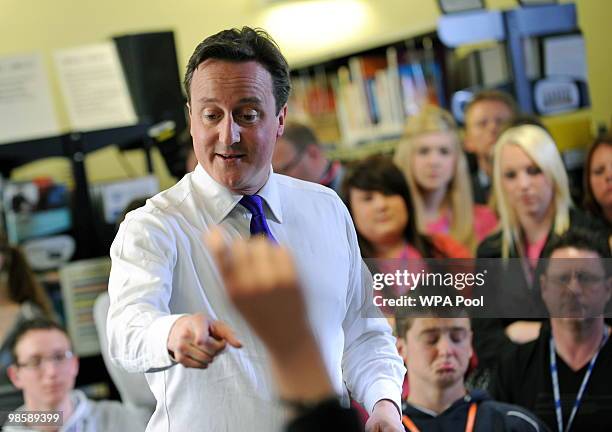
top-left (186, 102), bottom-right (192, 116)
top-left (276, 105), bottom-right (288, 138)
top-left (7, 365), bottom-right (23, 390)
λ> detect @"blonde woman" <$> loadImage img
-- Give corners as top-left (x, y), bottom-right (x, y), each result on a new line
top-left (478, 124), bottom-right (589, 260)
top-left (394, 105), bottom-right (497, 252)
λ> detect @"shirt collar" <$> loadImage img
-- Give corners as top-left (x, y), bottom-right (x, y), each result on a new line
top-left (191, 163), bottom-right (283, 224)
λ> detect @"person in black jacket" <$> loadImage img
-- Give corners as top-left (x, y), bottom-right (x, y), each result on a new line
top-left (490, 228), bottom-right (612, 431)
top-left (395, 312), bottom-right (547, 431)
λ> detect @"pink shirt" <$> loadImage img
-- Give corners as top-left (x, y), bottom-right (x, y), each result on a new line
top-left (426, 205), bottom-right (498, 242)
top-left (526, 235), bottom-right (548, 268)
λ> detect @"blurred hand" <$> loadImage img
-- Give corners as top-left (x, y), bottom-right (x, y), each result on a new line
top-left (167, 313), bottom-right (242, 368)
top-left (205, 228), bottom-right (310, 358)
top-left (205, 228), bottom-right (334, 404)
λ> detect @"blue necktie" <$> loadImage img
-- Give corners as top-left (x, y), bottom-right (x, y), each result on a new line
top-left (239, 195), bottom-right (277, 242)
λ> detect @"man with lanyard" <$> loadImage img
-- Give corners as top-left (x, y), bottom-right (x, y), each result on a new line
top-left (490, 227), bottom-right (612, 431)
top-left (272, 121), bottom-right (344, 194)
top-left (395, 311), bottom-right (545, 431)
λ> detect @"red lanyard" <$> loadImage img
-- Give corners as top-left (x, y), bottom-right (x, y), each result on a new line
top-left (402, 402), bottom-right (477, 432)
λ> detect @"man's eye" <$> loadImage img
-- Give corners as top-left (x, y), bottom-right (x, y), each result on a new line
top-left (238, 111), bottom-right (259, 123)
top-left (203, 112), bottom-right (220, 121)
top-left (450, 329), bottom-right (467, 343)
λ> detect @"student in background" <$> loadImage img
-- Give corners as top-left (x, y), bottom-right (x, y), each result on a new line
top-left (394, 105), bottom-right (497, 252)
top-left (395, 312), bottom-right (546, 431)
top-left (3, 319), bottom-right (149, 432)
top-left (272, 121), bottom-right (344, 194)
top-left (342, 155), bottom-right (471, 261)
top-left (463, 90), bottom-right (518, 204)
top-left (583, 134), bottom-right (612, 228)
top-left (490, 228), bottom-right (612, 431)
top-left (0, 231), bottom-right (54, 412)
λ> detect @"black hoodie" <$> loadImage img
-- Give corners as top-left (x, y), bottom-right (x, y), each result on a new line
top-left (401, 389), bottom-right (549, 432)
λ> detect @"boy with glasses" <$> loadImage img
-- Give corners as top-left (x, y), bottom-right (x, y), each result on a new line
top-left (2, 318), bottom-right (148, 431)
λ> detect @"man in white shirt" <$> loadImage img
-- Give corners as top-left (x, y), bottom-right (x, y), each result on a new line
top-left (106, 26), bottom-right (405, 431)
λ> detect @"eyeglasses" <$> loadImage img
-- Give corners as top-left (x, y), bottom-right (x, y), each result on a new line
top-left (16, 350), bottom-right (74, 370)
top-left (546, 271), bottom-right (605, 288)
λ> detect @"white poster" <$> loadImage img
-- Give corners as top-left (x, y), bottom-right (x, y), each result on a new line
top-left (54, 42), bottom-right (137, 131)
top-left (544, 34), bottom-right (588, 81)
top-left (0, 53), bottom-right (60, 145)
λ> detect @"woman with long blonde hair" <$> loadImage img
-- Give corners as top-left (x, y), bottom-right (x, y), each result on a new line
top-left (479, 124), bottom-right (576, 260)
top-left (394, 105), bottom-right (497, 252)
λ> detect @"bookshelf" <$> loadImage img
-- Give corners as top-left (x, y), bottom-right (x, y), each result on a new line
top-left (288, 32), bottom-right (449, 149)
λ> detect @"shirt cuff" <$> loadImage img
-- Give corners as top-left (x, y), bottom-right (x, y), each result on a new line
top-left (363, 379), bottom-right (403, 416)
top-left (147, 314), bottom-right (188, 369)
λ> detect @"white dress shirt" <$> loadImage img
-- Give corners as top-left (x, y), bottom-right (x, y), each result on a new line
top-left (107, 164), bottom-right (405, 432)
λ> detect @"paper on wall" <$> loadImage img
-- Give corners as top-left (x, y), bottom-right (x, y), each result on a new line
top-left (54, 42), bottom-right (137, 131)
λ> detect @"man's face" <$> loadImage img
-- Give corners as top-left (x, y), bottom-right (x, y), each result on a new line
top-left (541, 247), bottom-right (611, 320)
top-left (188, 60), bottom-right (287, 195)
top-left (465, 100), bottom-right (514, 160)
top-left (272, 137), bottom-right (317, 182)
top-left (8, 329), bottom-right (78, 409)
top-left (400, 317), bottom-right (472, 389)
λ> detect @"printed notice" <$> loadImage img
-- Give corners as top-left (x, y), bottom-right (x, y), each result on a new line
top-left (0, 53), bottom-right (60, 144)
top-left (54, 42), bottom-right (137, 131)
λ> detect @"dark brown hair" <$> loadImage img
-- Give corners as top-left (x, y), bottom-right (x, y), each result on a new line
top-left (1, 232), bottom-right (53, 318)
top-left (465, 89), bottom-right (518, 121)
top-left (281, 121), bottom-right (321, 153)
top-left (10, 318), bottom-right (69, 363)
top-left (341, 155), bottom-right (437, 259)
top-left (184, 26), bottom-right (291, 114)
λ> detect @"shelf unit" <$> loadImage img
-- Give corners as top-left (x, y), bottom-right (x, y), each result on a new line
top-left (438, 3), bottom-right (583, 115)
top-left (0, 123), bottom-right (153, 259)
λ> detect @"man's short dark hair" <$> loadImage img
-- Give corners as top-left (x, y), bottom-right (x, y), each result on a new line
top-left (395, 305), bottom-right (469, 339)
top-left (542, 227), bottom-right (611, 260)
top-left (540, 227), bottom-right (611, 277)
top-left (9, 318), bottom-right (70, 364)
top-left (183, 26), bottom-right (291, 114)
top-left (464, 89), bottom-right (518, 120)
top-left (281, 122), bottom-right (320, 153)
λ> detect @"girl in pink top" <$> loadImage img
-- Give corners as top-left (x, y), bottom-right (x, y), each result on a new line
top-left (393, 106), bottom-right (497, 252)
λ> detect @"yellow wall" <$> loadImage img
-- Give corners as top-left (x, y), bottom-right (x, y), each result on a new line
top-left (1, 0), bottom-right (610, 180)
